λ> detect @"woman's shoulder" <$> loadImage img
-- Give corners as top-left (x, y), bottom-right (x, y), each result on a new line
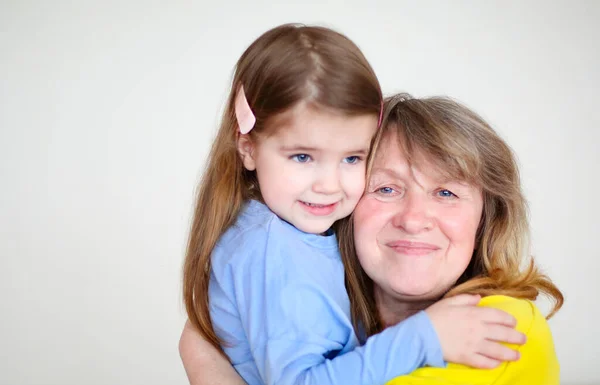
top-left (385, 295), bottom-right (559, 385)
top-left (478, 295), bottom-right (538, 331)
top-left (477, 295), bottom-right (552, 341)
top-left (477, 295), bottom-right (559, 384)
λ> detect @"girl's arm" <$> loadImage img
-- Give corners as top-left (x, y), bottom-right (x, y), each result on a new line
top-left (211, 224), bottom-right (445, 385)
top-left (211, 221), bottom-right (523, 385)
top-left (179, 320), bottom-right (246, 385)
top-left (214, 256), bottom-right (520, 385)
top-left (182, 296), bottom-right (553, 385)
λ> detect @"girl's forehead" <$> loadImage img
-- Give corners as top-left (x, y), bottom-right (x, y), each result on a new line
top-left (262, 104), bottom-right (377, 149)
top-left (267, 103), bottom-right (348, 129)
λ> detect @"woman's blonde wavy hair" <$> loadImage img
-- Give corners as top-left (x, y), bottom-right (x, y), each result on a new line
top-left (338, 93), bottom-right (563, 338)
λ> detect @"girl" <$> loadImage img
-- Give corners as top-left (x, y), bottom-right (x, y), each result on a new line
top-left (182, 24), bottom-right (524, 385)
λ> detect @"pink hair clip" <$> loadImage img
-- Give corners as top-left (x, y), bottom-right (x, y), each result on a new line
top-left (235, 85), bottom-right (256, 134)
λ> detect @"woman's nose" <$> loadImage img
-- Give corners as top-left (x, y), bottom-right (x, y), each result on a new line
top-left (391, 194), bottom-right (433, 234)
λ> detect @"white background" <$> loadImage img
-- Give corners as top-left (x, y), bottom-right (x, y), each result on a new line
top-left (1, 1), bottom-right (598, 384)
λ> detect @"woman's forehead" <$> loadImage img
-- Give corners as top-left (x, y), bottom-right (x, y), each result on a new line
top-left (369, 155), bottom-right (449, 186)
top-left (370, 132), bottom-right (475, 185)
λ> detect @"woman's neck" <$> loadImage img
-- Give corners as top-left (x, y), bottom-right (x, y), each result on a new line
top-left (374, 286), bottom-right (437, 327)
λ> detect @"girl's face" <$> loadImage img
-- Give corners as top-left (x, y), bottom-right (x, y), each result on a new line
top-left (354, 131), bottom-right (484, 301)
top-left (238, 103), bottom-right (377, 234)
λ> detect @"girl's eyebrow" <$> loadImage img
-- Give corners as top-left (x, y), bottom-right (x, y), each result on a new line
top-left (279, 146), bottom-right (369, 155)
top-left (279, 145), bottom-right (321, 152)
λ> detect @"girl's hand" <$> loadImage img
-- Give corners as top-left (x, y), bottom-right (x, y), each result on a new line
top-left (425, 294), bottom-right (526, 369)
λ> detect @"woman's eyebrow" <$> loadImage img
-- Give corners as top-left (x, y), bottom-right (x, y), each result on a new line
top-left (348, 148), bottom-right (369, 156)
top-left (435, 177), bottom-right (471, 187)
top-left (369, 167), bottom-right (404, 180)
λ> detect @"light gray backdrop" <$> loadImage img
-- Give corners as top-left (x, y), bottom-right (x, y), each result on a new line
top-left (1, 1), bottom-right (598, 384)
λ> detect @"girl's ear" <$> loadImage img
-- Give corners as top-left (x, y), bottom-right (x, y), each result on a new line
top-left (237, 134), bottom-right (257, 171)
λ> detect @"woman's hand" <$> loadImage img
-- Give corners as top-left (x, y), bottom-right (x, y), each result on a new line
top-left (179, 320), bottom-right (247, 385)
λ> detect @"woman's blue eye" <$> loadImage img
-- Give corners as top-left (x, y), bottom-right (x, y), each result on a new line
top-left (291, 154), bottom-right (311, 163)
top-left (437, 189), bottom-right (456, 198)
top-left (378, 187), bottom-right (395, 194)
top-left (343, 156), bottom-right (360, 164)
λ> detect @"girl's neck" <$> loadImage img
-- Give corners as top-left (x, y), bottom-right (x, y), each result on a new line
top-left (374, 286), bottom-right (436, 327)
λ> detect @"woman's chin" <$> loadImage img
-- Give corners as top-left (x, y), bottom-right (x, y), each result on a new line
top-left (388, 281), bottom-right (439, 301)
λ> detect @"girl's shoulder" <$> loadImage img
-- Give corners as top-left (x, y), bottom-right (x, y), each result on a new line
top-left (225, 200), bottom-right (338, 252)
top-left (224, 200), bottom-right (299, 244)
top-left (235, 199), bottom-right (279, 229)
top-left (215, 201), bottom-right (281, 256)
top-left (213, 200), bottom-right (330, 267)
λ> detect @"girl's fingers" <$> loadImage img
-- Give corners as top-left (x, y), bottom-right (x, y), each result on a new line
top-left (483, 324), bottom-right (527, 345)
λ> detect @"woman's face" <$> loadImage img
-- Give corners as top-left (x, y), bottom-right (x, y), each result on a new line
top-left (354, 132), bottom-right (484, 302)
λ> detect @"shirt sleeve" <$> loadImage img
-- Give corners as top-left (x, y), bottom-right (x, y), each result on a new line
top-left (213, 221), bottom-right (444, 385)
top-left (384, 296), bottom-right (560, 385)
top-left (266, 311), bottom-right (444, 385)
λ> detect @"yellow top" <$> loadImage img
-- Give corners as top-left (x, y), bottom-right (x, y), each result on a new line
top-left (385, 295), bottom-right (559, 385)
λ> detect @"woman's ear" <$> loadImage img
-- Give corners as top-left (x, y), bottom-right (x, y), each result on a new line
top-left (237, 134), bottom-right (257, 171)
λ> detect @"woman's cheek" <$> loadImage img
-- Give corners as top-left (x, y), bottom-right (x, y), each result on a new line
top-left (354, 196), bottom-right (390, 246)
top-left (355, 194), bottom-right (383, 220)
top-left (439, 205), bottom-right (481, 245)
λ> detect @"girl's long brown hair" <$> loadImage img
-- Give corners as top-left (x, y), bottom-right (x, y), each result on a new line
top-left (340, 93), bottom-right (564, 338)
top-left (183, 23), bottom-right (382, 352)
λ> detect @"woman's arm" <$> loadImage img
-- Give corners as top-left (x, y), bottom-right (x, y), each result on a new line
top-left (179, 320), bottom-right (247, 385)
top-left (384, 295), bottom-right (559, 385)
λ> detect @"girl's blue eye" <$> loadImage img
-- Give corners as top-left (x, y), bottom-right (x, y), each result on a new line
top-left (343, 156), bottom-right (360, 164)
top-left (291, 154), bottom-right (311, 163)
top-left (437, 189), bottom-right (456, 198)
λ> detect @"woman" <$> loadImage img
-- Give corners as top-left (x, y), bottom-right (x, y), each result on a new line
top-left (180, 93), bottom-right (563, 384)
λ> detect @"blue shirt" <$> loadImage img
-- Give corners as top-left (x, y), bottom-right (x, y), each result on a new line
top-left (209, 200), bottom-right (444, 385)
